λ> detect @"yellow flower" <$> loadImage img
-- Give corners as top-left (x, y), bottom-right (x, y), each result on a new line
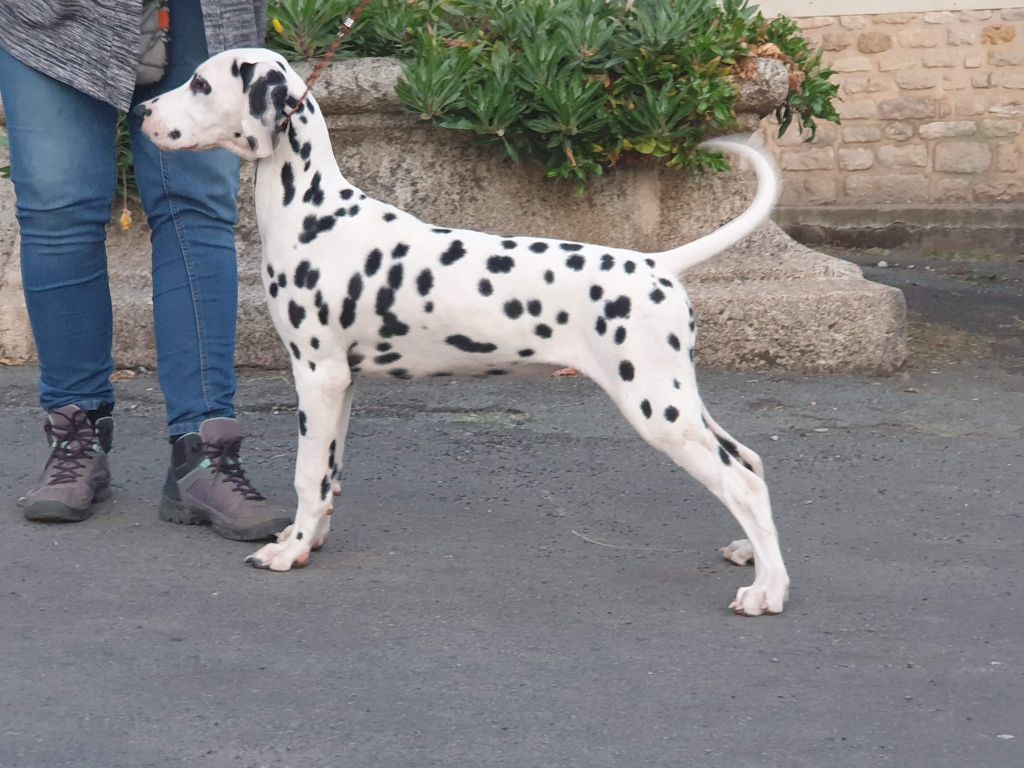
top-left (272, 17), bottom-right (284, 35)
top-left (119, 207), bottom-right (133, 231)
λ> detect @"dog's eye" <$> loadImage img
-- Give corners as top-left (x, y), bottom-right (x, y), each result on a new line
top-left (189, 75), bottom-right (212, 95)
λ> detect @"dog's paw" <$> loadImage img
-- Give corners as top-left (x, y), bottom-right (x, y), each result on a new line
top-left (720, 539), bottom-right (755, 566)
top-left (245, 539), bottom-right (312, 571)
top-left (729, 581), bottom-right (788, 617)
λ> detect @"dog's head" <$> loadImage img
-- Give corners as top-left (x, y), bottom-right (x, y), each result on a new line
top-left (135, 48), bottom-right (300, 161)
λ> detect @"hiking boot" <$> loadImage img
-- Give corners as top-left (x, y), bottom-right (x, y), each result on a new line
top-left (158, 417), bottom-right (291, 541)
top-left (20, 405), bottom-right (113, 522)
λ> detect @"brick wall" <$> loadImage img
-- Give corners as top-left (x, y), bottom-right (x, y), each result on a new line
top-left (762, 8), bottom-right (1024, 210)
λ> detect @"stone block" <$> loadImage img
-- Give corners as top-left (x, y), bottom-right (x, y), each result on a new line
top-left (845, 174), bottom-right (930, 203)
top-left (877, 144), bottom-right (928, 168)
top-left (996, 141), bottom-right (1020, 172)
top-left (883, 122), bottom-right (915, 141)
top-left (979, 119), bottom-right (1023, 138)
top-left (857, 32), bottom-right (892, 54)
top-left (839, 148), bottom-right (874, 170)
top-left (934, 141), bottom-right (992, 173)
top-left (896, 71), bottom-right (938, 90)
top-left (878, 97), bottom-right (936, 119)
top-left (842, 125), bottom-right (882, 143)
top-left (919, 121), bottom-right (977, 139)
top-left (898, 29), bottom-right (942, 48)
top-left (982, 25), bottom-right (1016, 44)
top-left (780, 147), bottom-right (835, 171)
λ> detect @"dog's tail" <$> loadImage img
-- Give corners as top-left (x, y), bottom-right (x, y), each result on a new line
top-left (650, 136), bottom-right (780, 274)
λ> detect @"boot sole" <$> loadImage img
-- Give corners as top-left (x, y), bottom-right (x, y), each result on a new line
top-left (158, 494), bottom-right (291, 542)
top-left (23, 486), bottom-right (111, 523)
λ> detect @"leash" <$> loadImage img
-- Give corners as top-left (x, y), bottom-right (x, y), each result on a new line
top-left (277, 0), bottom-right (372, 132)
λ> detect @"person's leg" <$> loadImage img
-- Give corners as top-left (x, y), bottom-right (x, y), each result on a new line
top-left (129, 0), bottom-right (240, 437)
top-left (0, 47), bottom-right (117, 414)
top-left (0, 46), bottom-right (118, 521)
top-left (129, 0), bottom-right (289, 540)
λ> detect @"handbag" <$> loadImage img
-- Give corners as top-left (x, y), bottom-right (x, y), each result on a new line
top-left (137, 0), bottom-right (171, 85)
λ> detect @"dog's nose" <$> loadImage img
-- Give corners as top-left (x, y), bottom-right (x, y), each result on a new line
top-left (131, 103), bottom-right (152, 121)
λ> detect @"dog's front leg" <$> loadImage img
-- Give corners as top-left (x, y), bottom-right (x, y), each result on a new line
top-left (246, 363), bottom-right (352, 571)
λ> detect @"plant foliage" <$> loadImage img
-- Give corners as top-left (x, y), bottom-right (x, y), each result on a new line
top-left (268, 0), bottom-right (840, 184)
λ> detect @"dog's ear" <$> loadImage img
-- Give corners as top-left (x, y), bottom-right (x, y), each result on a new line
top-left (235, 64), bottom-right (290, 159)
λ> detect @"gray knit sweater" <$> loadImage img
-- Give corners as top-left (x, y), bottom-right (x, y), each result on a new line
top-left (0, 1), bottom-right (268, 111)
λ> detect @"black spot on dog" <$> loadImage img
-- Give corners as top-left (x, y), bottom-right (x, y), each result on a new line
top-left (595, 317), bottom-right (607, 335)
top-left (665, 406), bottom-right (679, 423)
top-left (247, 136), bottom-right (258, 152)
top-left (379, 313), bottom-right (409, 338)
top-left (300, 142), bottom-right (312, 160)
top-left (432, 228), bottom-right (451, 234)
top-left (340, 275), bottom-right (362, 329)
top-left (383, 212), bottom-right (396, 222)
top-left (487, 256), bottom-right (514, 273)
top-left (640, 400), bottom-right (652, 419)
top-left (718, 445), bottom-right (732, 465)
top-left (231, 60), bottom-right (240, 78)
top-left (268, 283), bottom-right (278, 298)
top-left (375, 287), bottom-right (395, 315)
top-left (659, 278), bottom-right (673, 288)
top-left (389, 368), bottom-right (412, 380)
top-left (440, 240), bottom-right (466, 266)
top-left (446, 335), bottom-right (497, 354)
top-left (190, 74), bottom-right (213, 96)
top-left (604, 296), bottom-right (631, 319)
top-left (668, 333), bottom-right (681, 350)
top-left (277, 273), bottom-right (287, 288)
top-left (377, 342), bottom-right (391, 352)
top-left (600, 254), bottom-right (615, 271)
top-left (624, 260), bottom-right (636, 273)
top-left (614, 327), bottom-right (627, 344)
top-left (527, 300), bottom-right (542, 317)
top-left (340, 189), bottom-right (354, 200)
top-left (387, 264), bottom-right (403, 290)
top-left (560, 243), bottom-right (583, 251)
top-left (294, 261), bottom-right (310, 289)
top-left (486, 369), bottom-right (507, 376)
top-left (518, 349), bottom-right (535, 357)
top-left (530, 242), bottom-right (548, 253)
top-left (556, 311), bottom-right (569, 324)
top-left (534, 324), bottom-right (552, 339)
top-left (649, 288), bottom-right (666, 304)
top-left (501, 240), bottom-right (517, 249)
top-left (504, 300), bottom-right (524, 319)
top-left (619, 361), bottom-right (635, 381)
top-left (298, 410), bottom-right (307, 436)
top-left (478, 279), bottom-right (493, 296)
top-left (417, 269), bottom-right (433, 296)
top-left (689, 348), bottom-right (695, 361)
top-left (281, 163), bottom-right (295, 206)
top-left (311, 337), bottom-right (320, 349)
top-left (169, 129), bottom-right (181, 140)
top-left (346, 346), bottom-right (365, 368)
top-left (544, 270), bottom-right (555, 284)
top-left (590, 285), bottom-right (603, 301)
top-left (365, 249), bottom-right (383, 276)
top-left (302, 172), bottom-right (324, 206)
top-left (308, 361), bottom-right (317, 372)
top-left (566, 255), bottom-right (584, 271)
top-left (289, 342), bottom-right (301, 360)
top-left (392, 243), bottom-right (409, 259)
top-left (673, 378), bottom-right (681, 389)
top-left (348, 205), bottom-right (360, 217)
top-left (266, 264), bottom-right (275, 278)
top-left (320, 476), bottom-right (330, 501)
top-left (424, 301), bottom-right (434, 313)
top-left (288, 301), bottom-right (305, 328)
top-left (299, 214), bottom-right (335, 244)
top-left (374, 352), bottom-right (402, 365)
top-left (645, 258), bottom-right (655, 267)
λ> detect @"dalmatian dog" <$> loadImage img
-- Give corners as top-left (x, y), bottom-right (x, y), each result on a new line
top-left (136, 48), bottom-right (789, 616)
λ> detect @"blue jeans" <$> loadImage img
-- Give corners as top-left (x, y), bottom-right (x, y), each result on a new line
top-left (0, 0), bottom-right (240, 435)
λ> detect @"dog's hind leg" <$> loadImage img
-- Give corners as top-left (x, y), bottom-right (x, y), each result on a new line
top-left (589, 361), bottom-right (789, 615)
top-left (246, 362), bottom-right (353, 571)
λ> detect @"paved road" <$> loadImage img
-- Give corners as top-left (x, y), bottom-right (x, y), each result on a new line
top-left (2, 351), bottom-right (1021, 767)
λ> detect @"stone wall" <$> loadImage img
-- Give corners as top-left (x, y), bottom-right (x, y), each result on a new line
top-left (761, 6), bottom-right (1024, 247)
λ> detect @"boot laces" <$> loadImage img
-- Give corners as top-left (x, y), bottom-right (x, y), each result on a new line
top-left (203, 438), bottom-right (266, 501)
top-left (43, 413), bottom-right (96, 485)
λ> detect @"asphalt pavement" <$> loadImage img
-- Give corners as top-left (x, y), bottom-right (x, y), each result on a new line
top-left (1, 261), bottom-right (1022, 767)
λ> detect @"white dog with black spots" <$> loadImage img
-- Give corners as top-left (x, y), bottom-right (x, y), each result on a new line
top-left (137, 48), bottom-right (790, 616)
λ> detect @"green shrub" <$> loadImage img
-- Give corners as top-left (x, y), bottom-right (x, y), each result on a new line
top-left (268, 0), bottom-right (839, 184)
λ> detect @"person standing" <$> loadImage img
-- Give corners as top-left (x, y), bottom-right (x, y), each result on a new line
top-left (0, 0), bottom-right (291, 540)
